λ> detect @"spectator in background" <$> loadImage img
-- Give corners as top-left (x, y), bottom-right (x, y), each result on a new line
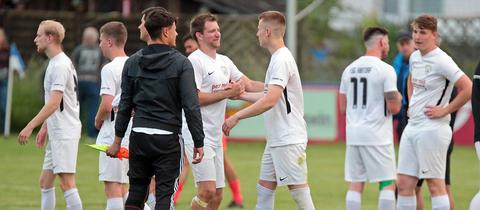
top-left (392, 32), bottom-right (415, 139)
top-left (71, 26), bottom-right (104, 139)
top-left (183, 34), bottom-right (198, 55)
top-left (0, 28), bottom-right (10, 134)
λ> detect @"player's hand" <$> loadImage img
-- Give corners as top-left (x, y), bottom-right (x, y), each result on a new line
top-left (94, 116), bottom-right (103, 130)
top-left (107, 141), bottom-right (121, 158)
top-left (192, 147), bottom-right (204, 164)
top-left (226, 81), bottom-right (245, 98)
top-left (35, 124), bottom-right (48, 148)
top-left (424, 105), bottom-right (448, 119)
top-left (475, 142), bottom-right (480, 160)
top-left (222, 115), bottom-right (239, 136)
top-left (18, 125), bottom-right (34, 145)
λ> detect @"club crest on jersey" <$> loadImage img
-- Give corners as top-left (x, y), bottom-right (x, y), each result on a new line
top-left (425, 65), bottom-right (432, 74)
top-left (221, 66), bottom-right (228, 77)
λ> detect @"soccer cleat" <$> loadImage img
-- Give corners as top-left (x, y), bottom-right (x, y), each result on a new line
top-left (227, 201), bottom-right (244, 208)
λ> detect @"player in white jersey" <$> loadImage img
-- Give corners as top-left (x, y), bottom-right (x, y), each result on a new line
top-left (182, 13), bottom-right (264, 210)
top-left (18, 20), bottom-right (82, 210)
top-left (396, 15), bottom-right (472, 210)
top-left (339, 27), bottom-right (402, 210)
top-left (223, 11), bottom-right (315, 210)
top-left (94, 21), bottom-right (136, 210)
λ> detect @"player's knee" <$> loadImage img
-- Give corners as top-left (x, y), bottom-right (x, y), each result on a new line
top-left (198, 187), bottom-right (216, 202)
top-left (58, 175), bottom-right (76, 191)
top-left (426, 179), bottom-right (447, 195)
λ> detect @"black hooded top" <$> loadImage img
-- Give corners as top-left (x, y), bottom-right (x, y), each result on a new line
top-left (115, 44), bottom-right (204, 148)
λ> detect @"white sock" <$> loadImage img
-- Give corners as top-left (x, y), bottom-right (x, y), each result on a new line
top-left (290, 187), bottom-right (315, 210)
top-left (64, 188), bottom-right (82, 210)
top-left (470, 191), bottom-right (480, 210)
top-left (346, 190), bottom-right (361, 210)
top-left (146, 193), bottom-right (156, 209)
top-left (378, 190), bottom-right (395, 210)
top-left (255, 184), bottom-right (275, 210)
top-left (397, 195), bottom-right (416, 210)
top-left (432, 195), bottom-right (450, 210)
top-left (143, 204), bottom-right (151, 210)
top-left (41, 187), bottom-right (56, 210)
top-left (106, 197), bottom-right (124, 210)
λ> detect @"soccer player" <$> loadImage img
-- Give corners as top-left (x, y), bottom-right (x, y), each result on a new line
top-left (339, 27), bottom-right (401, 210)
top-left (471, 61), bottom-right (480, 210)
top-left (18, 20), bottom-right (83, 210)
top-left (183, 13), bottom-right (263, 210)
top-left (397, 14), bottom-right (472, 210)
top-left (223, 10), bottom-right (315, 210)
top-left (107, 7), bottom-right (205, 210)
top-left (94, 21), bottom-right (131, 210)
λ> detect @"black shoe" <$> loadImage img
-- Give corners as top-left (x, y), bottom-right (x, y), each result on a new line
top-left (227, 201), bottom-right (244, 208)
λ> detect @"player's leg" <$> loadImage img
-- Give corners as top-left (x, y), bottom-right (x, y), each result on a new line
top-left (104, 182), bottom-right (124, 210)
top-left (203, 146), bottom-right (225, 210)
top-left (272, 144), bottom-right (314, 210)
top-left (445, 140), bottom-right (454, 210)
top-left (125, 132), bottom-right (154, 210)
top-left (256, 146), bottom-right (277, 210)
top-left (362, 145), bottom-right (397, 210)
top-left (186, 145), bottom-right (219, 210)
top-left (223, 135), bottom-right (244, 208)
top-left (40, 140), bottom-right (57, 210)
top-left (397, 125), bottom-right (420, 210)
top-left (419, 126), bottom-right (451, 210)
top-left (52, 138), bottom-right (82, 210)
top-left (344, 145), bottom-right (366, 210)
top-left (145, 177), bottom-right (156, 209)
top-left (58, 173), bottom-right (82, 210)
top-left (174, 156), bottom-right (189, 205)
top-left (415, 180), bottom-right (424, 210)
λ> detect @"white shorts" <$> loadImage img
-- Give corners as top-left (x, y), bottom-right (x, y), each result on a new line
top-left (98, 152), bottom-right (129, 183)
top-left (42, 138), bottom-right (80, 174)
top-left (259, 143), bottom-right (308, 186)
top-left (185, 144), bottom-right (225, 188)
top-left (398, 123), bottom-right (451, 179)
top-left (345, 145), bottom-right (396, 183)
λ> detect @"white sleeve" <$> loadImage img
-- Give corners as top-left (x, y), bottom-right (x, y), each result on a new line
top-left (226, 57), bottom-right (243, 81)
top-left (339, 69), bottom-right (348, 94)
top-left (439, 57), bottom-right (464, 84)
top-left (267, 59), bottom-right (289, 88)
top-left (384, 66), bottom-right (398, 92)
top-left (189, 56), bottom-right (204, 90)
top-left (100, 67), bottom-right (116, 96)
top-left (50, 63), bottom-right (70, 92)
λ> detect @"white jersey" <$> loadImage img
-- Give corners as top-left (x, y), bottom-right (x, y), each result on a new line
top-left (96, 56), bottom-right (130, 146)
top-left (408, 48), bottom-right (464, 128)
top-left (44, 52), bottom-right (81, 140)
top-left (264, 47), bottom-right (307, 147)
top-left (339, 56), bottom-right (397, 145)
top-left (182, 49), bottom-right (243, 147)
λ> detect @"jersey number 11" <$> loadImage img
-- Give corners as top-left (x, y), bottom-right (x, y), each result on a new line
top-left (350, 77), bottom-right (367, 109)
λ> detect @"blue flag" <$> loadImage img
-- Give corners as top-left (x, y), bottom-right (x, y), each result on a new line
top-left (9, 42), bottom-right (26, 79)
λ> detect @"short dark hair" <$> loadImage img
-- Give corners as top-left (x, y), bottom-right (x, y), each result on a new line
top-left (411, 14), bottom-right (437, 32)
top-left (182, 34), bottom-right (195, 43)
top-left (396, 31), bottom-right (412, 44)
top-left (141, 7), bottom-right (176, 39)
top-left (363, 27), bottom-right (389, 42)
top-left (190, 13), bottom-right (217, 42)
top-left (100, 21), bottom-right (127, 47)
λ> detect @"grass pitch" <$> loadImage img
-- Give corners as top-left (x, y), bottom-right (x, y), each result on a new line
top-left (0, 136), bottom-right (478, 210)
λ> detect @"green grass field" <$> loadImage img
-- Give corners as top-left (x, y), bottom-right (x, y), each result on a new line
top-left (0, 136), bottom-right (478, 210)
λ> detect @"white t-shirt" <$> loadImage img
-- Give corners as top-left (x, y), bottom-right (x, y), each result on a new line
top-left (408, 48), bottom-right (464, 127)
top-left (182, 49), bottom-right (243, 147)
top-left (263, 47), bottom-right (307, 147)
top-left (339, 56), bottom-right (398, 145)
top-left (96, 56), bottom-right (130, 146)
top-left (44, 52), bottom-right (81, 140)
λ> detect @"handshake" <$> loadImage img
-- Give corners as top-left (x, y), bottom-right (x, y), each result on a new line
top-left (224, 80), bottom-right (246, 100)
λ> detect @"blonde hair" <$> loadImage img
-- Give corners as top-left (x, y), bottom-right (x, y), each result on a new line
top-left (39, 20), bottom-right (65, 44)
